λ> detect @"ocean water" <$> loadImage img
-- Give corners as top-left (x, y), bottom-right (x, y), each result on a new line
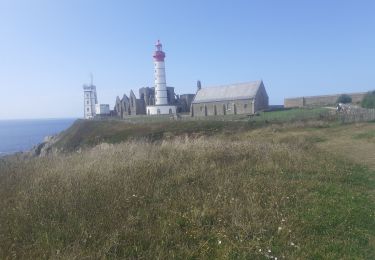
top-left (0, 118), bottom-right (76, 156)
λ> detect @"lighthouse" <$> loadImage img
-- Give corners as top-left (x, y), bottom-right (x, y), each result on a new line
top-left (146, 40), bottom-right (176, 115)
top-left (154, 40), bottom-right (168, 105)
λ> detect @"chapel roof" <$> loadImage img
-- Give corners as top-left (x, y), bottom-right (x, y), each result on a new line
top-left (192, 80), bottom-right (263, 104)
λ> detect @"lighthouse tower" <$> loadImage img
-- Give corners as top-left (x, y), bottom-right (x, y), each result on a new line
top-left (154, 40), bottom-right (168, 105)
top-left (146, 40), bottom-right (176, 115)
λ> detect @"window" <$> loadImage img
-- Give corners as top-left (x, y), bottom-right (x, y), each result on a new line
top-left (244, 104), bottom-right (247, 109)
top-left (87, 108), bottom-right (89, 112)
top-left (157, 109), bottom-right (161, 115)
top-left (169, 108), bottom-right (172, 114)
top-left (87, 101), bottom-right (89, 105)
top-left (200, 106), bottom-right (203, 112)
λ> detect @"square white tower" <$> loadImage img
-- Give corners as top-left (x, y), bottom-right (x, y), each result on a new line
top-left (83, 83), bottom-right (98, 119)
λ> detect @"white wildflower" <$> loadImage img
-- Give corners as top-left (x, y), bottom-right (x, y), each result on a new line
top-left (218, 240), bottom-right (222, 245)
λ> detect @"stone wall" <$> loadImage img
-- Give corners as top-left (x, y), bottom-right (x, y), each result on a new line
top-left (177, 94), bottom-right (195, 113)
top-left (192, 99), bottom-right (254, 117)
top-left (254, 84), bottom-right (269, 112)
top-left (284, 92), bottom-right (367, 108)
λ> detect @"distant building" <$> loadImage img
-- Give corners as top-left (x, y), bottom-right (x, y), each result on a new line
top-left (110, 41), bottom-right (196, 118)
top-left (191, 81), bottom-right (269, 117)
top-left (284, 92), bottom-right (367, 108)
top-left (114, 86), bottom-right (194, 118)
top-left (95, 104), bottom-right (110, 115)
top-left (83, 80), bottom-right (98, 119)
top-left (177, 94), bottom-right (195, 113)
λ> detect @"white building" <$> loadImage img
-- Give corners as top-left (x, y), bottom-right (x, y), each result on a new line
top-left (95, 104), bottom-right (110, 115)
top-left (146, 40), bottom-right (176, 115)
top-left (83, 82), bottom-right (98, 119)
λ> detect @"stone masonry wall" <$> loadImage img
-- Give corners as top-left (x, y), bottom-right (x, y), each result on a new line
top-left (284, 92), bottom-right (367, 108)
top-left (192, 99), bottom-right (254, 117)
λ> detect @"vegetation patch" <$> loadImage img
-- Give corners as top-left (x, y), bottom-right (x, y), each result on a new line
top-left (361, 90), bottom-right (375, 109)
top-left (1, 122), bottom-right (374, 259)
top-left (353, 130), bottom-right (375, 140)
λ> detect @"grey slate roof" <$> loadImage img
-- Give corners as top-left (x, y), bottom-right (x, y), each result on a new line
top-left (192, 81), bottom-right (262, 104)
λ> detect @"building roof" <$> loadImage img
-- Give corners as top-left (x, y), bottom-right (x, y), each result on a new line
top-left (192, 81), bottom-right (263, 104)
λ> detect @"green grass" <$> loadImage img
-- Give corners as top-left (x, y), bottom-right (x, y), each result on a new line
top-left (52, 119), bottom-right (260, 152)
top-left (51, 108), bottom-right (332, 153)
top-left (253, 108), bottom-right (331, 122)
top-left (353, 130), bottom-right (375, 140)
top-left (0, 121), bottom-right (374, 259)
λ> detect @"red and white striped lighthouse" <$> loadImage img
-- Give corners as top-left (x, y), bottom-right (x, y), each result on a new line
top-left (147, 40), bottom-right (176, 115)
top-left (153, 40), bottom-right (168, 105)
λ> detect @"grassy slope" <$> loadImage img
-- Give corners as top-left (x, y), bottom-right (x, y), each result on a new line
top-left (0, 120), bottom-right (374, 259)
top-left (52, 108), bottom-right (331, 153)
top-left (52, 119), bottom-right (259, 152)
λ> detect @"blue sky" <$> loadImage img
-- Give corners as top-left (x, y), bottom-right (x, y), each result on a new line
top-left (0, 0), bottom-right (374, 119)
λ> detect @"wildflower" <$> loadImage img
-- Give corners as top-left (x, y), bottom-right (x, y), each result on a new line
top-left (259, 249), bottom-right (262, 252)
top-left (218, 240), bottom-right (222, 245)
top-left (290, 242), bottom-right (295, 246)
top-left (278, 226), bottom-right (282, 231)
top-left (268, 249), bottom-right (271, 253)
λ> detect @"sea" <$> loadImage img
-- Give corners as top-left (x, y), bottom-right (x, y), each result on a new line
top-left (0, 118), bottom-right (76, 156)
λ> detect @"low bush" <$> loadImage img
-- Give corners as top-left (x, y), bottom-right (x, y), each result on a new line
top-left (361, 90), bottom-right (375, 108)
top-left (337, 94), bottom-right (352, 104)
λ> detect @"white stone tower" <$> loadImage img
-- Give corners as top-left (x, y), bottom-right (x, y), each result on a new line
top-left (146, 40), bottom-right (176, 115)
top-left (83, 75), bottom-right (98, 119)
top-left (154, 40), bottom-right (168, 105)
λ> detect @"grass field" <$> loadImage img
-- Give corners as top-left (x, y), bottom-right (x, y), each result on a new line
top-left (0, 117), bottom-right (374, 259)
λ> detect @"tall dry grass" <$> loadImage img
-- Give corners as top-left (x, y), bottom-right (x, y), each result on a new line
top-left (0, 134), bottom-right (374, 259)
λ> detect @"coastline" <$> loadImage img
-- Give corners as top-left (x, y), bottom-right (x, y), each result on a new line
top-left (0, 118), bottom-right (76, 158)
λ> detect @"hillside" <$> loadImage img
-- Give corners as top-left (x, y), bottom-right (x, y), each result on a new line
top-left (34, 108), bottom-right (333, 154)
top-left (0, 119), bottom-right (374, 259)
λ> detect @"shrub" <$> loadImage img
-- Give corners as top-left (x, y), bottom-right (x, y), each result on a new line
top-left (337, 94), bottom-right (352, 104)
top-left (361, 90), bottom-right (375, 108)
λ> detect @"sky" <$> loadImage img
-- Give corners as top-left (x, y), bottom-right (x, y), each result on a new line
top-left (0, 0), bottom-right (374, 119)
